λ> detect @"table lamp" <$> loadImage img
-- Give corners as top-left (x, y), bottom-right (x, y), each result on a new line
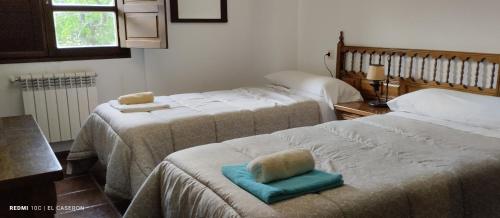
top-left (366, 65), bottom-right (388, 107)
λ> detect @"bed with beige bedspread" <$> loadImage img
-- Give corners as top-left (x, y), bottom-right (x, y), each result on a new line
top-left (124, 113), bottom-right (500, 218)
top-left (67, 86), bottom-right (326, 199)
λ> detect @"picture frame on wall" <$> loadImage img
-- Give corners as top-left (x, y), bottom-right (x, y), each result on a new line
top-left (171, 0), bottom-right (228, 23)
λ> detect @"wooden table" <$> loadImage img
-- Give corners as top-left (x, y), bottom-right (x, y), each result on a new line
top-left (0, 115), bottom-right (63, 218)
top-left (334, 101), bottom-right (391, 120)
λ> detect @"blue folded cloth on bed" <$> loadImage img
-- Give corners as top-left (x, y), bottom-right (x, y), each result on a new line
top-left (222, 164), bottom-right (343, 204)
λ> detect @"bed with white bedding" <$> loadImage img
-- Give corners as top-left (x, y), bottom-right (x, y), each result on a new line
top-left (124, 33), bottom-right (500, 217)
top-left (123, 87), bottom-right (500, 218)
top-left (67, 74), bottom-right (362, 199)
top-left (124, 111), bottom-right (500, 218)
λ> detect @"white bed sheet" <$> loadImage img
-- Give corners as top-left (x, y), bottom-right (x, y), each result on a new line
top-left (389, 112), bottom-right (500, 139)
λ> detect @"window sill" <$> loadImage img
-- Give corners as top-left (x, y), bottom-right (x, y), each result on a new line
top-left (0, 49), bottom-right (131, 64)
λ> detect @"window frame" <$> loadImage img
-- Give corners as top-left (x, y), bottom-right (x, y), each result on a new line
top-left (0, 0), bottom-right (130, 64)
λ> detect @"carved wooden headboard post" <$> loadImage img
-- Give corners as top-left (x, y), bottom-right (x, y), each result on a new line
top-left (336, 31), bottom-right (500, 98)
top-left (335, 31), bottom-right (345, 79)
top-left (497, 66), bottom-right (500, 96)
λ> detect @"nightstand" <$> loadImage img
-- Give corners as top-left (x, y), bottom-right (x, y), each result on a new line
top-left (334, 101), bottom-right (391, 120)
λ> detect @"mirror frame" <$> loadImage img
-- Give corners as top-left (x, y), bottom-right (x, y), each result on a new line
top-left (170, 0), bottom-right (228, 23)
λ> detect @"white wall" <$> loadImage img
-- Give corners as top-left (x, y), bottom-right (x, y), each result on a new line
top-left (144, 0), bottom-right (298, 95)
top-left (298, 0), bottom-right (500, 76)
top-left (251, 0), bottom-right (299, 83)
top-left (0, 0), bottom-right (299, 117)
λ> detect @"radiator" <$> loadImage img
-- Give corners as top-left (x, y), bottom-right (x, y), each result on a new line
top-left (12, 72), bottom-right (98, 143)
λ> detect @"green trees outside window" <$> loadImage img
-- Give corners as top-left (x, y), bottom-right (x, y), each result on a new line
top-left (54, 12), bottom-right (118, 48)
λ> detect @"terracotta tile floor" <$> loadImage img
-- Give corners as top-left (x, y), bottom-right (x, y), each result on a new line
top-left (54, 153), bottom-right (125, 218)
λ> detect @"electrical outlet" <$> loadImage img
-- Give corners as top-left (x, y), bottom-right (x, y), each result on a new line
top-left (325, 50), bottom-right (335, 59)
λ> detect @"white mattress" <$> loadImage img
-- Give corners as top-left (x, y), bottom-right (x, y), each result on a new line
top-left (390, 112), bottom-right (500, 139)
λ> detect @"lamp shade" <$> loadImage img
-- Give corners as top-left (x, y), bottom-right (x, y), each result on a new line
top-left (367, 65), bottom-right (385, 81)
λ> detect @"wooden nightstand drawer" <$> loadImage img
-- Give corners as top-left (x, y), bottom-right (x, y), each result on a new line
top-left (334, 101), bottom-right (390, 120)
top-left (336, 111), bottom-right (364, 120)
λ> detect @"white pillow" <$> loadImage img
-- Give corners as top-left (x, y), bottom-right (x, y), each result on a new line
top-left (387, 88), bottom-right (500, 129)
top-left (265, 71), bottom-right (363, 107)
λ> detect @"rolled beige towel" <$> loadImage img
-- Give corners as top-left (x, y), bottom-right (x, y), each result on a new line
top-left (109, 100), bottom-right (170, 113)
top-left (118, 92), bottom-right (154, 105)
top-left (247, 149), bottom-right (315, 183)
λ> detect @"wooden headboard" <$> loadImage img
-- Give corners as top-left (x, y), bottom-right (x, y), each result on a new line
top-left (335, 31), bottom-right (500, 99)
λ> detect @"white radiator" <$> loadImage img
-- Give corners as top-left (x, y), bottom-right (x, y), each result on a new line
top-left (12, 72), bottom-right (98, 143)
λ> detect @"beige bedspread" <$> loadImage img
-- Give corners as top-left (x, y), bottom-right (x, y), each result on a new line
top-left (67, 87), bottom-right (322, 199)
top-left (125, 114), bottom-right (500, 218)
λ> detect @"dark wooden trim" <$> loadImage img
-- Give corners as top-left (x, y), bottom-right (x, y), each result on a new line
top-left (334, 101), bottom-right (390, 120)
top-left (335, 31), bottom-right (345, 77)
top-left (0, 50), bottom-right (131, 64)
top-left (49, 46), bottom-right (129, 58)
top-left (0, 0), bottom-right (49, 59)
top-left (52, 5), bottom-right (116, 11)
top-left (35, 0), bottom-right (50, 57)
top-left (44, 0), bottom-right (57, 58)
top-left (51, 47), bottom-right (130, 59)
top-left (0, 51), bottom-right (47, 59)
top-left (170, 0), bottom-right (228, 23)
top-left (497, 64), bottom-right (500, 96)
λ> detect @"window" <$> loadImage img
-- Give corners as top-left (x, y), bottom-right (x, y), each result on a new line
top-left (0, 0), bottom-right (167, 63)
top-left (42, 0), bottom-right (129, 60)
top-left (53, 11), bottom-right (118, 48)
top-left (51, 1), bottom-right (119, 49)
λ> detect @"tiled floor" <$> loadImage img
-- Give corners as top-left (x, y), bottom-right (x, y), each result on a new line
top-left (54, 153), bottom-right (124, 218)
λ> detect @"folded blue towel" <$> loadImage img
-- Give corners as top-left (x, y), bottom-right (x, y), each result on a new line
top-left (222, 164), bottom-right (343, 204)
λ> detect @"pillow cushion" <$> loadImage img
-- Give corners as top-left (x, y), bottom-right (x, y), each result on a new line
top-left (387, 88), bottom-right (500, 129)
top-left (265, 71), bottom-right (363, 107)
